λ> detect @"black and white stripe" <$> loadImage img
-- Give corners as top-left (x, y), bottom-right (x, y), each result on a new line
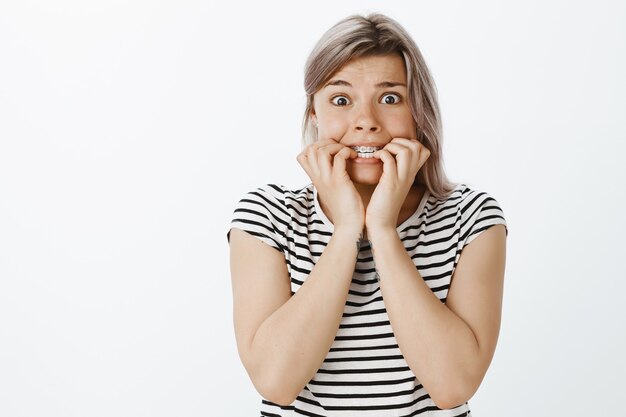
top-left (228, 182), bottom-right (507, 416)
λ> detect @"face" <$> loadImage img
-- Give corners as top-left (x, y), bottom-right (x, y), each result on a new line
top-left (311, 54), bottom-right (416, 185)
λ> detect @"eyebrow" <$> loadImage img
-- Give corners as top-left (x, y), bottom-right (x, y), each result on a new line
top-left (323, 79), bottom-right (407, 88)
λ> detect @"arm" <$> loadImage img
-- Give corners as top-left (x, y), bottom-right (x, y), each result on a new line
top-left (229, 226), bottom-right (361, 406)
top-left (367, 224), bottom-right (507, 409)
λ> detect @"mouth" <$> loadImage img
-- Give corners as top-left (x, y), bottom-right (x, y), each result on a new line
top-left (350, 145), bottom-right (382, 159)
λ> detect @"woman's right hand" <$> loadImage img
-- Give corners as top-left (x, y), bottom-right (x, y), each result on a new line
top-left (296, 139), bottom-right (364, 234)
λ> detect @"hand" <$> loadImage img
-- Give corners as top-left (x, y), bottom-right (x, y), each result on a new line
top-left (365, 138), bottom-right (431, 231)
top-left (296, 139), bottom-right (365, 233)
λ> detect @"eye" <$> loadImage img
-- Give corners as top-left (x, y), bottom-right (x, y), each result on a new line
top-left (380, 93), bottom-right (401, 104)
top-left (331, 95), bottom-right (350, 106)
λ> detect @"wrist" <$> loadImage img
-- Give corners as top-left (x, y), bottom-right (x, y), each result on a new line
top-left (332, 225), bottom-right (365, 241)
top-left (365, 225), bottom-right (398, 242)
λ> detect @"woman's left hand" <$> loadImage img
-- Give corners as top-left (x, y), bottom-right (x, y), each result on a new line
top-left (365, 138), bottom-right (431, 232)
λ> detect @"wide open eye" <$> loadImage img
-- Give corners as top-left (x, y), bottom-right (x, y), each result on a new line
top-left (380, 93), bottom-right (401, 104)
top-left (331, 95), bottom-right (350, 106)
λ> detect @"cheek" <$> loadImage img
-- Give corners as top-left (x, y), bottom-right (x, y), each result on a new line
top-left (319, 116), bottom-right (348, 139)
top-left (386, 113), bottom-right (417, 138)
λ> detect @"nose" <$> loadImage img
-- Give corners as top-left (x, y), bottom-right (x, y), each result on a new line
top-left (354, 102), bottom-right (381, 133)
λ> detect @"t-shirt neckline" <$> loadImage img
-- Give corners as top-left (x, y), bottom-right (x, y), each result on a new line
top-left (312, 184), bottom-right (430, 233)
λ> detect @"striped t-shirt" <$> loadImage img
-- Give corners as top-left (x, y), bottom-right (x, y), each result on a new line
top-left (227, 182), bottom-right (508, 417)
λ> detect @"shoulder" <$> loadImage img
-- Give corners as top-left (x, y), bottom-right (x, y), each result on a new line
top-left (424, 183), bottom-right (507, 245)
top-left (234, 183), bottom-right (314, 219)
top-left (430, 183), bottom-right (505, 214)
top-left (243, 183), bottom-right (286, 205)
top-left (228, 184), bottom-right (298, 252)
top-left (235, 183), bottom-right (284, 208)
top-left (454, 183), bottom-right (508, 245)
top-left (251, 182), bottom-right (312, 201)
top-left (457, 184), bottom-right (506, 222)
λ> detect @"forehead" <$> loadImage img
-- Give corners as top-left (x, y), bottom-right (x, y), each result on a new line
top-left (331, 54), bottom-right (407, 82)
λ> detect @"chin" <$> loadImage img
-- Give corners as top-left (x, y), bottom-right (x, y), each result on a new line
top-left (347, 165), bottom-right (382, 185)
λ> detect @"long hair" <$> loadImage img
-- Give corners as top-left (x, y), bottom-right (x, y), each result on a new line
top-left (302, 13), bottom-right (457, 200)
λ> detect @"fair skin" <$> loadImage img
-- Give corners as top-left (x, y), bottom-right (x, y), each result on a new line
top-left (229, 54), bottom-right (506, 409)
top-left (309, 54), bottom-right (427, 238)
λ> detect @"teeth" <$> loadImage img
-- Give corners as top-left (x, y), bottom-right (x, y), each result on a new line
top-left (351, 145), bottom-right (381, 159)
top-left (351, 146), bottom-right (382, 153)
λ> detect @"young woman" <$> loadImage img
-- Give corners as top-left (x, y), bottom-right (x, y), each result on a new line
top-left (227, 12), bottom-right (507, 416)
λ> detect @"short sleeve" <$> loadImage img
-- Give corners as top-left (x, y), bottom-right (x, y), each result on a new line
top-left (460, 190), bottom-right (508, 248)
top-left (226, 184), bottom-right (288, 254)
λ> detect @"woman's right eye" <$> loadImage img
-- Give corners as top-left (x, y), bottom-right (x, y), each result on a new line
top-left (331, 95), bottom-right (350, 106)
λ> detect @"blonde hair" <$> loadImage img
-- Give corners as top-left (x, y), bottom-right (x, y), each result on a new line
top-left (301, 12), bottom-right (457, 200)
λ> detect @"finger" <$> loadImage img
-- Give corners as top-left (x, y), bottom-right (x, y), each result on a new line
top-left (332, 146), bottom-right (357, 177)
top-left (315, 138), bottom-right (340, 149)
top-left (374, 149), bottom-right (397, 180)
top-left (297, 149), bottom-right (316, 181)
top-left (317, 141), bottom-right (345, 154)
top-left (402, 139), bottom-right (431, 171)
top-left (392, 138), bottom-right (423, 168)
top-left (317, 146), bottom-right (333, 180)
top-left (417, 145), bottom-right (431, 170)
top-left (315, 142), bottom-right (345, 177)
top-left (305, 144), bottom-right (321, 178)
top-left (381, 142), bottom-right (412, 181)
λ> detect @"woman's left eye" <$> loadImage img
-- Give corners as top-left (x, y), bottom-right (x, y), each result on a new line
top-left (380, 93), bottom-right (401, 104)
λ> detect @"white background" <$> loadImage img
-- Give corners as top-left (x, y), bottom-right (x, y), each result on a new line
top-left (1, 1), bottom-right (625, 416)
